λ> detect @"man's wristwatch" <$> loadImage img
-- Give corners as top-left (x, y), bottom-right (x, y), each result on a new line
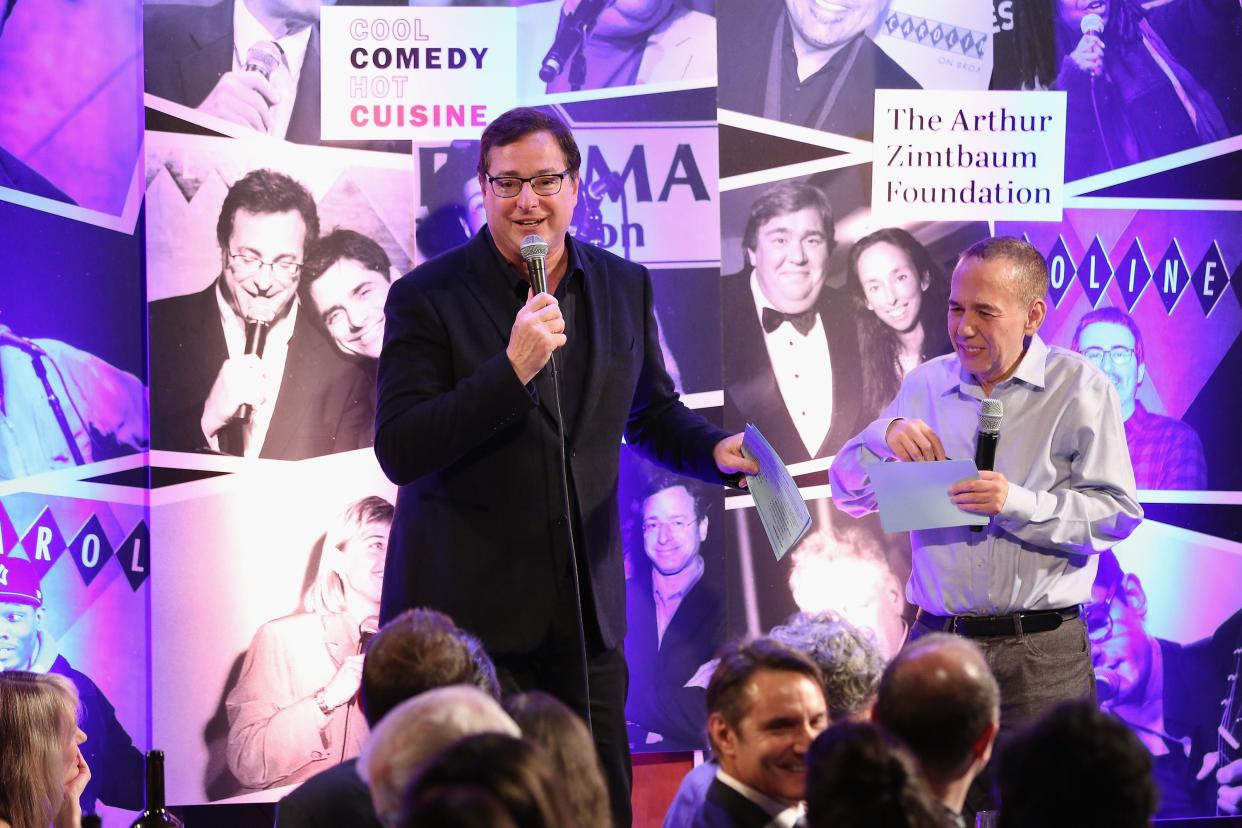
top-left (313, 688), bottom-right (333, 716)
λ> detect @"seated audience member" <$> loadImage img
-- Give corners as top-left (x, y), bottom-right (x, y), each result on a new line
top-left (275, 607), bottom-right (493, 827)
top-left (0, 671), bottom-right (90, 828)
top-left (301, 229), bottom-right (396, 366)
top-left (997, 700), bottom-right (1159, 828)
top-left (690, 638), bottom-right (827, 828)
top-left (805, 721), bottom-right (946, 828)
top-left (399, 786), bottom-right (519, 828)
top-left (360, 686), bottom-right (520, 828)
top-left (401, 733), bottom-right (572, 828)
top-left (503, 692), bottom-right (610, 826)
top-left (873, 634), bottom-right (999, 828)
top-left (664, 613), bottom-right (884, 828)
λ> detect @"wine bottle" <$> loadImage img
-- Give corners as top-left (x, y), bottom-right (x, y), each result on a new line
top-left (128, 750), bottom-right (183, 827)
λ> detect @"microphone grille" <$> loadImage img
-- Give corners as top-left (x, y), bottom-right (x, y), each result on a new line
top-left (520, 234), bottom-right (549, 261)
top-left (245, 42), bottom-right (284, 79)
top-left (978, 398), bottom-right (1003, 434)
top-left (1080, 12), bottom-right (1104, 35)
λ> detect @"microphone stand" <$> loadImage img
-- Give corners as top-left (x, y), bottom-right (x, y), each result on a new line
top-left (30, 353), bottom-right (86, 466)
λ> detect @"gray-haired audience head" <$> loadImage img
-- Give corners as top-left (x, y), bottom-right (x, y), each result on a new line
top-left (873, 633), bottom-right (999, 789)
top-left (359, 685), bottom-right (520, 828)
top-left (359, 607), bottom-right (498, 728)
top-left (769, 610), bottom-right (886, 721)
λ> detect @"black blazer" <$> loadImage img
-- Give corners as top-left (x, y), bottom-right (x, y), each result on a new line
top-left (275, 758), bottom-right (381, 828)
top-left (722, 270), bottom-right (865, 465)
top-left (374, 231), bottom-right (729, 653)
top-left (717, 0), bottom-right (919, 138)
top-left (692, 776), bottom-right (778, 828)
top-left (624, 572), bottom-right (723, 748)
top-left (148, 283), bottom-right (374, 459)
top-left (143, 0), bottom-right (321, 145)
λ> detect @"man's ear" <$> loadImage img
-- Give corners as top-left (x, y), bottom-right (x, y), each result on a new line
top-left (974, 719), bottom-right (999, 764)
top-left (698, 516), bottom-right (709, 543)
top-left (708, 712), bottom-right (736, 762)
top-left (1122, 572), bottom-right (1148, 619)
top-left (746, 248), bottom-right (756, 269)
top-left (1024, 296), bottom-right (1047, 336)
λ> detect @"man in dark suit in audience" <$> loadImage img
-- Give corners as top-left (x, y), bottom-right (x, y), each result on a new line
top-left (873, 633), bottom-right (1000, 828)
top-left (692, 638), bottom-right (827, 827)
top-left (275, 608), bottom-right (497, 828)
top-left (723, 181), bottom-right (863, 465)
top-left (148, 168), bottom-right (373, 459)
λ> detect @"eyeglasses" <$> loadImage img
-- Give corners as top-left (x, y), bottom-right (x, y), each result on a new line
top-left (642, 518), bottom-right (696, 535)
top-left (485, 171), bottom-right (572, 198)
top-left (228, 252), bottom-right (302, 281)
top-left (1082, 346), bottom-right (1136, 367)
top-left (1085, 580), bottom-right (1119, 642)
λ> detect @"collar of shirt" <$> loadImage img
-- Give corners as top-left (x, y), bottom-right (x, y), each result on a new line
top-left (483, 226), bottom-right (584, 302)
top-left (231, 0), bottom-right (312, 87)
top-left (652, 554), bottom-right (705, 606)
top-left (946, 334), bottom-right (1049, 397)
top-left (716, 769), bottom-right (803, 828)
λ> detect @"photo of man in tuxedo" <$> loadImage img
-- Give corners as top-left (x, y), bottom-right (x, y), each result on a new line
top-left (723, 180), bottom-right (864, 465)
top-left (148, 168), bottom-right (373, 459)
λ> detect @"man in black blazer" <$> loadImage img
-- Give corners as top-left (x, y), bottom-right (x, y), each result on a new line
top-left (723, 181), bottom-right (864, 467)
top-left (144, 0), bottom-right (321, 143)
top-left (717, 0), bottom-right (919, 139)
top-left (149, 169), bottom-right (372, 459)
top-left (375, 108), bottom-right (754, 828)
top-left (693, 638), bottom-right (827, 828)
top-left (625, 474), bottom-right (724, 750)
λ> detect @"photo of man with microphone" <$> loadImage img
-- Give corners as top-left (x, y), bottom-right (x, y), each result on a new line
top-left (148, 168), bottom-right (374, 459)
top-left (374, 107), bottom-right (756, 828)
top-left (830, 236), bottom-right (1143, 817)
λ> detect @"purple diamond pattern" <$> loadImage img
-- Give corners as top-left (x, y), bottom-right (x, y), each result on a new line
top-left (1190, 242), bottom-right (1230, 317)
top-left (20, 507), bottom-right (65, 580)
top-left (1113, 238), bottom-right (1152, 311)
top-left (1153, 240), bottom-right (1190, 314)
top-left (115, 521), bottom-right (150, 592)
top-left (68, 515), bottom-right (114, 588)
top-left (1076, 236), bottom-right (1114, 308)
top-left (1045, 235), bottom-right (1076, 308)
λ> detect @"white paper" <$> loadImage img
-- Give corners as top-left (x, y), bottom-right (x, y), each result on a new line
top-left (867, 459), bottom-right (989, 533)
top-left (742, 424), bottom-right (811, 560)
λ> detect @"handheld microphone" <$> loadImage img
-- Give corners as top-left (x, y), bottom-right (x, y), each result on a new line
top-left (237, 319), bottom-right (270, 424)
top-left (245, 41), bottom-right (284, 79)
top-left (0, 325), bottom-right (46, 356)
top-left (1095, 671), bottom-right (1120, 703)
top-left (970, 398), bottom-right (1002, 534)
top-left (538, 0), bottom-right (608, 83)
top-left (1080, 12), bottom-right (1104, 37)
top-left (520, 234), bottom-right (550, 296)
top-left (358, 615), bottom-right (380, 655)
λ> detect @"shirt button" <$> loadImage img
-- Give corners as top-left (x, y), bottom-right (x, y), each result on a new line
top-left (555, 515), bottom-right (567, 526)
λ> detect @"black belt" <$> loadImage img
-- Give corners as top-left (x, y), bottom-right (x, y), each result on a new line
top-left (916, 605), bottom-right (1080, 637)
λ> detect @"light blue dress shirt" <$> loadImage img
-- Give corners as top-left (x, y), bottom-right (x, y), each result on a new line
top-left (830, 335), bottom-right (1143, 616)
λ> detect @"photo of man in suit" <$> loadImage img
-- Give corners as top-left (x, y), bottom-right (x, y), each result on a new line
top-left (716, 0), bottom-right (918, 137)
top-left (148, 168), bottom-right (373, 459)
top-left (144, 0), bottom-right (321, 143)
top-left (625, 473), bottom-right (724, 751)
top-left (723, 180), bottom-right (863, 465)
top-left (374, 107), bottom-right (755, 828)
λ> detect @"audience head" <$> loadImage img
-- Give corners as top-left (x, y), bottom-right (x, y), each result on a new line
top-left (0, 671), bottom-right (85, 828)
top-left (358, 608), bottom-right (480, 727)
top-left (706, 637), bottom-right (828, 806)
top-left (301, 229), bottom-right (395, 360)
top-left (998, 699), bottom-right (1158, 828)
top-left (805, 721), bottom-right (945, 828)
top-left (503, 691), bottom-right (610, 826)
top-left (460, 630), bottom-right (502, 701)
top-left (359, 685), bottom-right (520, 827)
top-left (400, 786), bottom-right (519, 828)
top-left (873, 633), bottom-right (999, 791)
top-left (401, 733), bottom-right (571, 828)
top-left (769, 610), bottom-right (886, 721)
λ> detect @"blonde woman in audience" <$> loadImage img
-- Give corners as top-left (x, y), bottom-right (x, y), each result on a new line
top-left (0, 671), bottom-right (91, 828)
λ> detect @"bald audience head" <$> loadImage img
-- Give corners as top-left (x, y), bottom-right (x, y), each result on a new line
top-left (873, 634), bottom-right (999, 809)
top-left (359, 685), bottom-right (520, 827)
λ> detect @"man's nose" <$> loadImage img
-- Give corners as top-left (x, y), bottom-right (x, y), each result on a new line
top-left (251, 265), bottom-right (275, 293)
top-left (516, 181), bottom-right (540, 210)
top-left (790, 242), bottom-right (809, 264)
